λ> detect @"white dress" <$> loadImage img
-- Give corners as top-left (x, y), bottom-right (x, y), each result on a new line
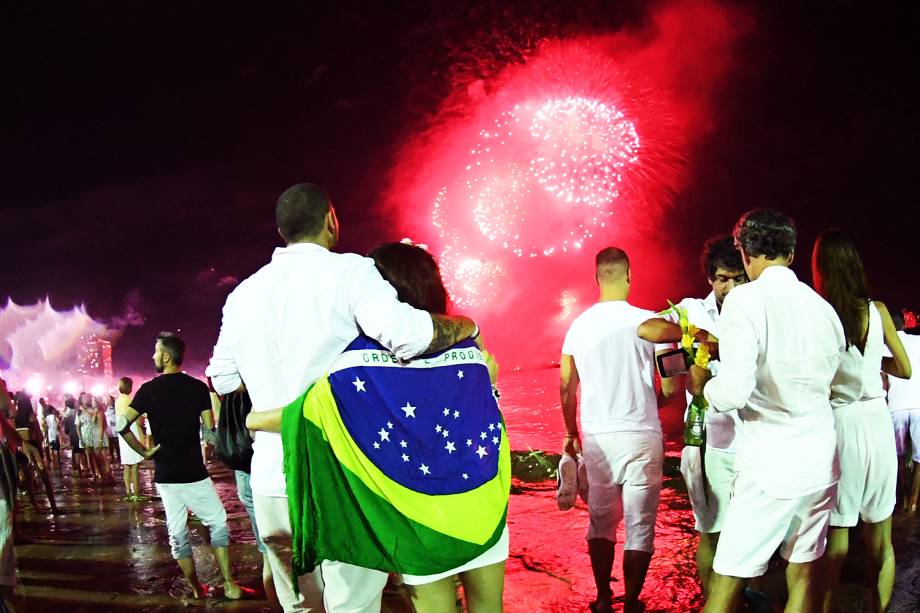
top-left (118, 421), bottom-right (145, 466)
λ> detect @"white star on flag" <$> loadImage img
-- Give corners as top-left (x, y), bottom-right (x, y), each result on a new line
top-left (352, 377), bottom-right (366, 392)
top-left (492, 436), bottom-right (500, 445)
top-left (445, 441), bottom-right (456, 453)
top-left (462, 473), bottom-right (469, 480)
top-left (378, 428), bottom-right (390, 442)
top-left (443, 408), bottom-right (450, 416)
top-left (373, 442), bottom-right (380, 449)
top-left (435, 424), bottom-right (442, 433)
top-left (401, 403), bottom-right (416, 418)
top-left (475, 446), bottom-right (488, 459)
top-left (457, 370), bottom-right (464, 379)
top-left (488, 423), bottom-right (495, 431)
top-left (419, 464), bottom-right (431, 475)
top-left (402, 454), bottom-right (410, 462)
top-left (387, 421), bottom-right (394, 429)
top-left (466, 439), bottom-right (473, 447)
top-left (442, 429), bottom-right (449, 438)
top-left (400, 440), bottom-right (407, 448)
top-left (480, 432), bottom-right (487, 440)
top-left (453, 410), bottom-right (460, 419)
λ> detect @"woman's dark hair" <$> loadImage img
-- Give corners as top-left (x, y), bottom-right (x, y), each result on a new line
top-left (812, 229), bottom-right (870, 348)
top-left (369, 243), bottom-right (450, 314)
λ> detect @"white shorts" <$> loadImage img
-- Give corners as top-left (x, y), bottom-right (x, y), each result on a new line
top-left (581, 431), bottom-right (663, 552)
top-left (713, 472), bottom-right (835, 578)
top-left (831, 399), bottom-right (897, 527)
top-left (401, 525), bottom-right (509, 585)
top-left (680, 446), bottom-right (735, 533)
top-left (892, 409), bottom-right (920, 463)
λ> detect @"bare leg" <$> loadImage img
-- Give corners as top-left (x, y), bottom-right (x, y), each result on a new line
top-left (704, 573), bottom-right (744, 613)
top-left (130, 464), bottom-right (140, 497)
top-left (697, 532), bottom-right (719, 593)
top-left (588, 538), bottom-right (615, 610)
top-left (212, 546), bottom-right (242, 599)
top-left (459, 560), bottom-right (505, 613)
top-left (122, 462), bottom-right (132, 495)
top-left (861, 517), bottom-right (894, 613)
top-left (36, 465), bottom-right (59, 513)
top-left (410, 576), bottom-right (459, 613)
top-left (821, 527), bottom-right (848, 613)
top-left (261, 552), bottom-right (280, 610)
top-left (623, 550), bottom-right (652, 612)
top-left (785, 560), bottom-right (819, 613)
top-left (908, 461), bottom-right (920, 514)
top-left (176, 555), bottom-right (207, 599)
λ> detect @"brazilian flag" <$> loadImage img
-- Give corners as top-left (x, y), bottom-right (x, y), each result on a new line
top-left (282, 336), bottom-right (511, 580)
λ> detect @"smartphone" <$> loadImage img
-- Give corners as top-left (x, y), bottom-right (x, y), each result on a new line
top-left (656, 348), bottom-right (689, 378)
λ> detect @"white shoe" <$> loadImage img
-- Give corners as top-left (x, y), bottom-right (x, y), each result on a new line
top-left (556, 454), bottom-right (578, 510)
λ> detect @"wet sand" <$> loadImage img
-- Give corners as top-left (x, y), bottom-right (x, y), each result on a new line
top-left (8, 368), bottom-right (920, 611)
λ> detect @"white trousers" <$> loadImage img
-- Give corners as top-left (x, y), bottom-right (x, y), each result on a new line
top-left (156, 477), bottom-right (230, 560)
top-left (252, 493), bottom-right (388, 613)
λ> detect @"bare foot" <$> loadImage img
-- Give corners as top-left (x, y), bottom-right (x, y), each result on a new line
top-left (223, 581), bottom-right (243, 600)
top-left (190, 582), bottom-right (208, 600)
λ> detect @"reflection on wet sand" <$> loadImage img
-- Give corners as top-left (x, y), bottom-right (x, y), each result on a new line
top-left (9, 369), bottom-right (920, 611)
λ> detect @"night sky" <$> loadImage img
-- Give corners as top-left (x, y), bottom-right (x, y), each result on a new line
top-left (3, 1), bottom-right (920, 375)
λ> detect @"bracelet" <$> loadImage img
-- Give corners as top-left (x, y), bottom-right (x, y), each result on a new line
top-left (564, 433), bottom-right (579, 438)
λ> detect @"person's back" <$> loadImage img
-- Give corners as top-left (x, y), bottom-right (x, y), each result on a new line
top-left (132, 372), bottom-right (209, 484)
top-left (721, 267), bottom-right (843, 497)
top-left (564, 301), bottom-right (659, 435)
top-left (831, 302), bottom-right (886, 407)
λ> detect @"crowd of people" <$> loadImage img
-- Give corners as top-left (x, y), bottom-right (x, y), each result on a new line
top-left (0, 185), bottom-right (918, 613)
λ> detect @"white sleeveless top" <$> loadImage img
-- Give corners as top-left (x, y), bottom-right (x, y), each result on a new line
top-left (831, 301), bottom-right (885, 408)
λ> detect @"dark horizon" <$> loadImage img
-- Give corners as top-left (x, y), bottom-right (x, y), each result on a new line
top-left (3, 0), bottom-right (920, 375)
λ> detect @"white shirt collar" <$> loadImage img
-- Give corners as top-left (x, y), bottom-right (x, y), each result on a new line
top-left (702, 291), bottom-right (719, 316)
top-left (757, 266), bottom-right (797, 282)
top-left (272, 242), bottom-right (329, 259)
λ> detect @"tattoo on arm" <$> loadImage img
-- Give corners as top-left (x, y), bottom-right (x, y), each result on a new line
top-left (426, 315), bottom-right (472, 354)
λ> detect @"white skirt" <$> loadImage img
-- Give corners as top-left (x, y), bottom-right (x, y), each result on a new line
top-left (400, 524), bottom-right (509, 586)
top-left (118, 422), bottom-right (145, 466)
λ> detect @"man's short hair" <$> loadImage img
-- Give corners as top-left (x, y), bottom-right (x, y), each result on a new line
top-left (701, 234), bottom-right (744, 280)
top-left (155, 331), bottom-right (186, 366)
top-left (595, 247), bottom-right (629, 273)
top-left (275, 183), bottom-right (332, 243)
top-left (118, 376), bottom-right (133, 395)
top-left (733, 208), bottom-right (796, 260)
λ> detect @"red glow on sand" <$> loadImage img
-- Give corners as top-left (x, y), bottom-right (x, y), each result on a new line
top-left (387, 0), bottom-right (748, 367)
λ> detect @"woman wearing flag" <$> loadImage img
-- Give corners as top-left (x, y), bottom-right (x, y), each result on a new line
top-left (248, 241), bottom-right (509, 613)
top-left (812, 229), bottom-right (911, 613)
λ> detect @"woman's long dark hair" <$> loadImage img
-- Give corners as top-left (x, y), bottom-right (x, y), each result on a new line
top-left (369, 242), bottom-right (450, 315)
top-left (812, 229), bottom-right (870, 348)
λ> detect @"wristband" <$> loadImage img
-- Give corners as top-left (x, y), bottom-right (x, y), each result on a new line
top-left (564, 433), bottom-right (580, 438)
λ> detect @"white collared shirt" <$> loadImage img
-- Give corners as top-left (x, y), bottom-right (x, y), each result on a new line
top-left (703, 266), bottom-right (845, 499)
top-left (562, 301), bottom-right (661, 436)
top-left (206, 243), bottom-right (434, 497)
top-left (670, 292), bottom-right (741, 451)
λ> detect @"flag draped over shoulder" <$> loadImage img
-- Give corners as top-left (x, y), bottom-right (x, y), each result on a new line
top-left (282, 336), bottom-right (511, 580)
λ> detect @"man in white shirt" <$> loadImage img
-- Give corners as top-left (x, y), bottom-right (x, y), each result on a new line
top-left (206, 183), bottom-right (477, 613)
top-left (688, 209), bottom-right (845, 613)
top-left (560, 247), bottom-right (669, 613)
top-left (886, 310), bottom-right (920, 514)
top-left (637, 234), bottom-right (747, 592)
